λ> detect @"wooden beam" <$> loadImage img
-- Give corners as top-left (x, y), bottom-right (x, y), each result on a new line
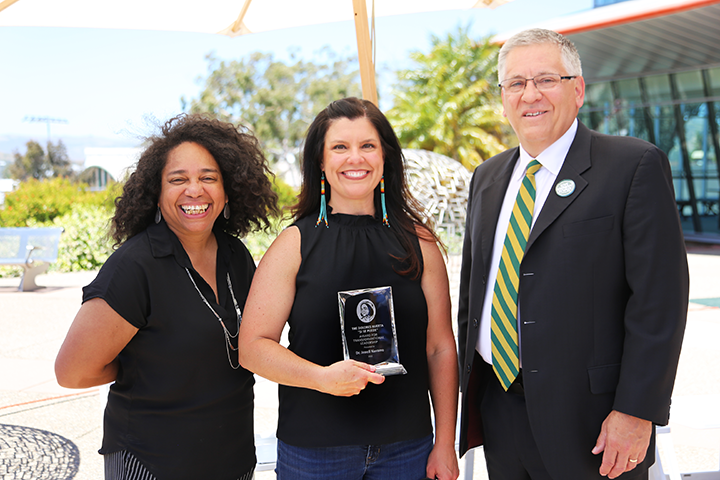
top-left (230, 0), bottom-right (253, 35)
top-left (352, 0), bottom-right (378, 106)
top-left (0, 0), bottom-right (22, 14)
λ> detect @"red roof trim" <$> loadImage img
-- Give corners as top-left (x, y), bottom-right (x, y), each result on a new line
top-left (493, 0), bottom-right (720, 43)
top-left (557, 0), bottom-right (720, 36)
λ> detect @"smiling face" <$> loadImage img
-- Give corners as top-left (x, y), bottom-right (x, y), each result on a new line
top-left (501, 43), bottom-right (585, 158)
top-left (321, 116), bottom-right (384, 216)
top-left (159, 142), bottom-right (227, 243)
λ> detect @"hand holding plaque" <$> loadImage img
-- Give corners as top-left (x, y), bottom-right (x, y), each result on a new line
top-left (338, 286), bottom-right (407, 376)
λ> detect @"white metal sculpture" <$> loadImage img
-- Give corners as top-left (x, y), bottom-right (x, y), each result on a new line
top-left (404, 149), bottom-right (472, 250)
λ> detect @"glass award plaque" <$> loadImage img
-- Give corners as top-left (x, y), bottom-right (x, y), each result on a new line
top-left (338, 286), bottom-right (407, 376)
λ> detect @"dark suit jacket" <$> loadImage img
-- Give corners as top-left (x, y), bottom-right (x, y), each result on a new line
top-left (457, 121), bottom-right (689, 479)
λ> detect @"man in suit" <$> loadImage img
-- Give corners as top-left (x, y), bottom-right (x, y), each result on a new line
top-left (457, 28), bottom-right (688, 480)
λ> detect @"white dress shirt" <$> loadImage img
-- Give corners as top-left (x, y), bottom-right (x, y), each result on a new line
top-left (477, 119), bottom-right (579, 365)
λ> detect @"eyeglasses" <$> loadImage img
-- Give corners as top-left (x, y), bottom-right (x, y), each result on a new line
top-left (498, 74), bottom-right (577, 94)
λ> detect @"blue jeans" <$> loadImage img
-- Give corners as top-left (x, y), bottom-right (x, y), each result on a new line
top-left (276, 434), bottom-right (433, 480)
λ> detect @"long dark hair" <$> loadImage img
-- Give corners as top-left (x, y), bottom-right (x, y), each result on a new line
top-left (111, 113), bottom-right (278, 246)
top-left (294, 97), bottom-right (441, 278)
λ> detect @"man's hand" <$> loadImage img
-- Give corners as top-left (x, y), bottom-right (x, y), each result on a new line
top-left (592, 410), bottom-right (652, 478)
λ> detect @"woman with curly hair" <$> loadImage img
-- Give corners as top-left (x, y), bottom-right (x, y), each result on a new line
top-left (55, 113), bottom-right (278, 480)
top-left (238, 97), bottom-right (459, 480)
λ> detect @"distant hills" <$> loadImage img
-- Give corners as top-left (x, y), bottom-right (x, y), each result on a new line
top-left (0, 134), bottom-right (141, 165)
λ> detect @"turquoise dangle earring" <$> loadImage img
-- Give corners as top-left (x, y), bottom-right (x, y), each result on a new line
top-left (381, 176), bottom-right (390, 227)
top-left (316, 171), bottom-right (329, 228)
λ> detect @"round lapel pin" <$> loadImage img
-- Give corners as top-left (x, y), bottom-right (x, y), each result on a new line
top-left (555, 179), bottom-right (576, 197)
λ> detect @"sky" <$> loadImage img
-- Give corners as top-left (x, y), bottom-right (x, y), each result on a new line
top-left (0, 0), bottom-right (594, 158)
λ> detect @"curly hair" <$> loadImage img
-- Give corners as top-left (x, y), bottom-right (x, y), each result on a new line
top-left (111, 113), bottom-right (278, 246)
top-left (294, 97), bottom-right (441, 278)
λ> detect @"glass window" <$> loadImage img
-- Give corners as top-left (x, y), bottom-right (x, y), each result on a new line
top-left (642, 75), bottom-right (672, 103)
top-left (675, 70), bottom-right (705, 100)
top-left (580, 77), bottom-right (719, 233)
top-left (626, 107), bottom-right (653, 142)
top-left (615, 79), bottom-right (642, 105)
top-left (651, 105), bottom-right (678, 157)
top-left (584, 82), bottom-right (613, 110)
top-left (710, 101), bottom-right (720, 167)
top-left (707, 68), bottom-right (720, 97)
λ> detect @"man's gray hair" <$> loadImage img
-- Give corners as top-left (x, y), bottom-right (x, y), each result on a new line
top-left (498, 28), bottom-right (583, 82)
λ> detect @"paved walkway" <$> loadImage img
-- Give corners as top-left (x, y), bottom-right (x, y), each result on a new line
top-left (1, 249), bottom-right (719, 479)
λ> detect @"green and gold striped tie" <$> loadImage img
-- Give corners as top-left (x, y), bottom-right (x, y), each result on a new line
top-left (491, 159), bottom-right (542, 390)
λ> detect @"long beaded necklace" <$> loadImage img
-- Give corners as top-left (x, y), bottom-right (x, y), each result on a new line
top-left (185, 268), bottom-right (242, 369)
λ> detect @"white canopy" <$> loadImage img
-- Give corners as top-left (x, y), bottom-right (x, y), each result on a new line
top-left (0, 0), bottom-right (513, 104)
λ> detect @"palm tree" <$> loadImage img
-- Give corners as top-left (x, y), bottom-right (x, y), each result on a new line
top-left (388, 26), bottom-right (513, 170)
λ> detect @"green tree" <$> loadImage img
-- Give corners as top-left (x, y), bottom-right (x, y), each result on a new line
top-left (387, 26), bottom-right (513, 170)
top-left (8, 140), bottom-right (48, 180)
top-left (183, 48), bottom-right (361, 166)
top-left (47, 139), bottom-right (73, 178)
top-left (8, 139), bottom-right (74, 180)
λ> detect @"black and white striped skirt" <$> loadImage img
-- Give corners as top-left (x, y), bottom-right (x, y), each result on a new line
top-left (104, 450), bottom-right (254, 480)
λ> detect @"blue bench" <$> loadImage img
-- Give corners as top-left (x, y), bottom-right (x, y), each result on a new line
top-left (0, 227), bottom-right (64, 291)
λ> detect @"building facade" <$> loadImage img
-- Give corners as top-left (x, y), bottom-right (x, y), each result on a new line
top-left (578, 64), bottom-right (720, 237)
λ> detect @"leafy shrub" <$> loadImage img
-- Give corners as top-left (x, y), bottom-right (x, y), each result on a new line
top-left (272, 176), bottom-right (298, 215)
top-left (0, 178), bottom-right (78, 226)
top-left (0, 265), bottom-right (22, 278)
top-left (0, 178), bottom-right (117, 227)
top-left (50, 205), bottom-right (115, 273)
top-left (0, 179), bottom-right (117, 277)
top-left (0, 205), bottom-right (114, 278)
top-left (438, 230), bottom-right (464, 255)
top-left (242, 216), bottom-right (290, 261)
top-left (243, 176), bottom-right (295, 260)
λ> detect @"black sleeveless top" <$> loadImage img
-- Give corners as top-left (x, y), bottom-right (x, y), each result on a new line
top-left (83, 221), bottom-right (256, 479)
top-left (277, 212), bottom-right (432, 447)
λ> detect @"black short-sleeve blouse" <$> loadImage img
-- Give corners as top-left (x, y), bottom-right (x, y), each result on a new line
top-left (83, 221), bottom-right (256, 480)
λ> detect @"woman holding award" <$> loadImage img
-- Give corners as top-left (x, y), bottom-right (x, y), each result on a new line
top-left (238, 97), bottom-right (459, 480)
